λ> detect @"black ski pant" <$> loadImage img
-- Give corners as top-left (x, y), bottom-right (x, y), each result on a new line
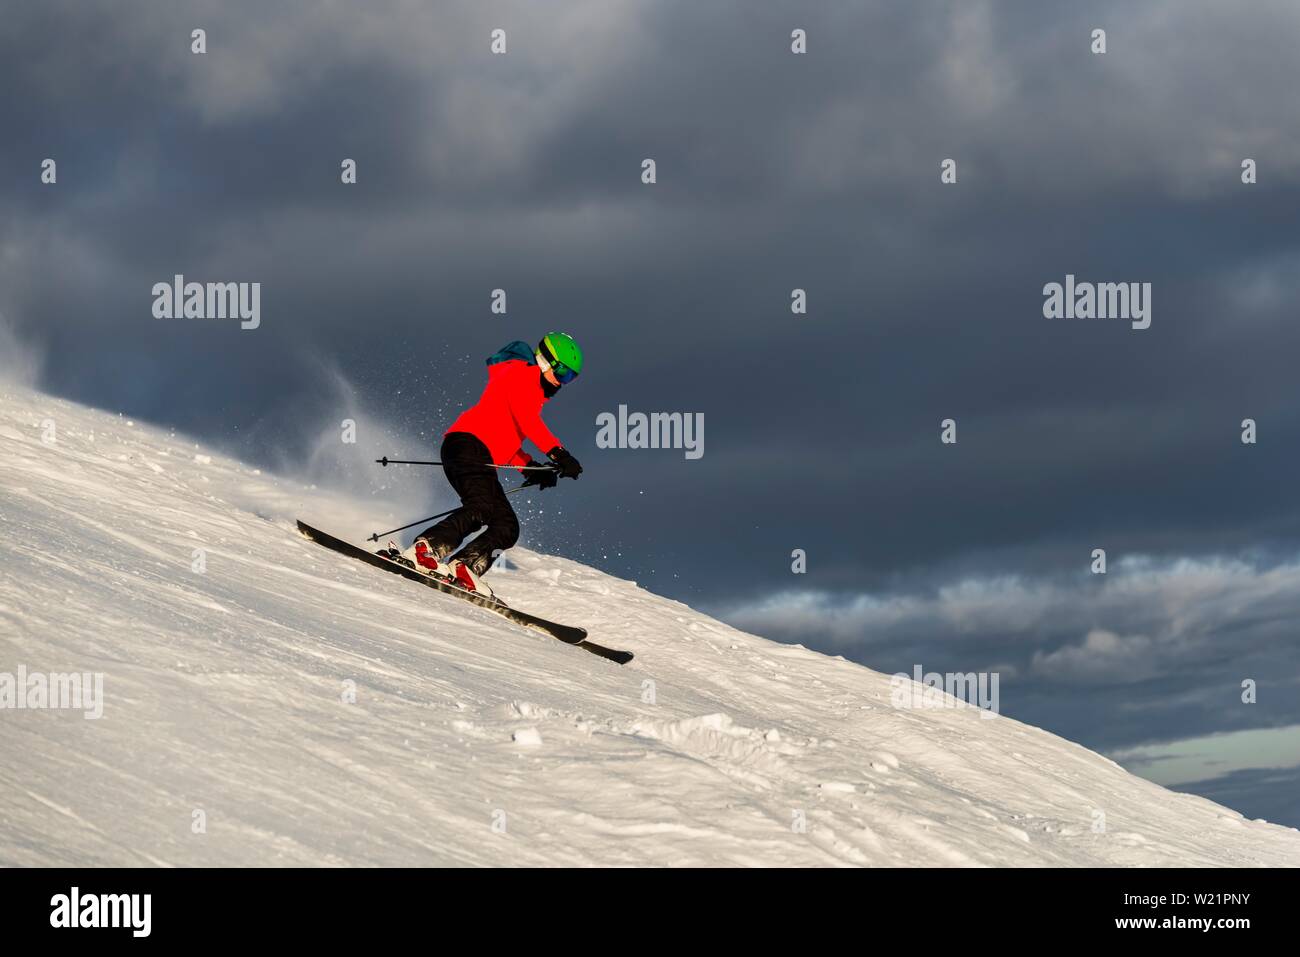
top-left (416, 432), bottom-right (519, 576)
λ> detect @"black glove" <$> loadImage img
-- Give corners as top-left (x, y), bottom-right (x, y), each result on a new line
top-left (520, 460), bottom-right (558, 489)
top-left (547, 446), bottom-right (583, 480)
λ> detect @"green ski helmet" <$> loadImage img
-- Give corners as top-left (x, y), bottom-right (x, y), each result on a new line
top-left (537, 332), bottom-right (583, 384)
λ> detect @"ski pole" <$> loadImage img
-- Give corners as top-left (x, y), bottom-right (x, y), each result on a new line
top-left (366, 485), bottom-right (531, 542)
top-left (376, 456), bottom-right (554, 470)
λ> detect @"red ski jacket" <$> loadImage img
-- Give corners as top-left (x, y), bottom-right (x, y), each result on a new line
top-left (447, 342), bottom-right (563, 469)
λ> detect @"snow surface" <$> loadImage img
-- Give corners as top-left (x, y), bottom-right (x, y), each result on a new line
top-left (1, 384), bottom-right (1297, 867)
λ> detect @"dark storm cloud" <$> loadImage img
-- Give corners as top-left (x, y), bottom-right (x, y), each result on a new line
top-left (1174, 767), bottom-right (1300, 830)
top-left (4, 1), bottom-right (1300, 820)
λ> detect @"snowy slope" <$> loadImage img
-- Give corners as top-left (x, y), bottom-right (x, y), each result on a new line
top-left (1, 384), bottom-right (1297, 867)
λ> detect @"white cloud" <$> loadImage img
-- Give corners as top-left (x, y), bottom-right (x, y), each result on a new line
top-left (717, 554), bottom-right (1300, 685)
top-left (1030, 628), bottom-right (1157, 683)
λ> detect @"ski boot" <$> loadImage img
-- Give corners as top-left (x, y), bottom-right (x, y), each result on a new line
top-left (447, 558), bottom-right (499, 603)
top-left (403, 538), bottom-right (454, 579)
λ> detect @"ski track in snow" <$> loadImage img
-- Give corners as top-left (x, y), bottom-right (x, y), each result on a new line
top-left (1, 386), bottom-right (1298, 867)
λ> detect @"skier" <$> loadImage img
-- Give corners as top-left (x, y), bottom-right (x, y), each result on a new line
top-left (392, 334), bottom-right (584, 599)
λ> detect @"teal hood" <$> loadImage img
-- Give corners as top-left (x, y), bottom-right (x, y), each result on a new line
top-left (486, 340), bottom-right (536, 367)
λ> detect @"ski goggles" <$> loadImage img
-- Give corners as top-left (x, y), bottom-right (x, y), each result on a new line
top-left (536, 349), bottom-right (579, 384)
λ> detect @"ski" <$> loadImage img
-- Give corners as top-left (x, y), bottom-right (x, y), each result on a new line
top-left (295, 520), bottom-right (634, 665)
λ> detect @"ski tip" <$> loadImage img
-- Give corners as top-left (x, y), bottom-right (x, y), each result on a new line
top-left (580, 643), bottom-right (634, 665)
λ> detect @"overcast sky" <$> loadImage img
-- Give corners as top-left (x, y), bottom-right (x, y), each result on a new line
top-left (3, 0), bottom-right (1299, 829)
